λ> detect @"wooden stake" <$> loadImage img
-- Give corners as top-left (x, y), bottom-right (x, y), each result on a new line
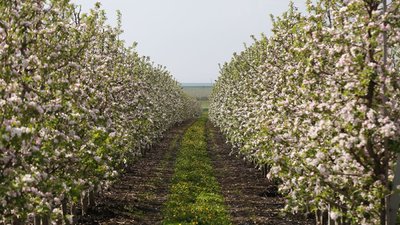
top-left (388, 154), bottom-right (400, 225)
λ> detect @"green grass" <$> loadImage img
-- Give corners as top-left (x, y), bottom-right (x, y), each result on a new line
top-left (162, 116), bottom-right (231, 225)
top-left (200, 100), bottom-right (210, 108)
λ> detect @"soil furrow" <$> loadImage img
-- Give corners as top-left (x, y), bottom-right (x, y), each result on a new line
top-left (206, 120), bottom-right (315, 225)
top-left (78, 121), bottom-right (192, 225)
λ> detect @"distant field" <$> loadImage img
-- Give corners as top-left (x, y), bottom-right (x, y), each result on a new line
top-left (182, 86), bottom-right (212, 99)
top-left (181, 83), bottom-right (212, 99)
top-left (181, 83), bottom-right (213, 109)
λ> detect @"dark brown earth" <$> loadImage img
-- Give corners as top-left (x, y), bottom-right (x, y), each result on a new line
top-left (78, 118), bottom-right (314, 225)
top-left (206, 120), bottom-right (315, 225)
top-left (77, 120), bottom-right (193, 225)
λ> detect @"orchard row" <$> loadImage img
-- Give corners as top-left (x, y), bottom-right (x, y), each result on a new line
top-left (210, 0), bottom-right (400, 224)
top-left (0, 0), bottom-right (200, 223)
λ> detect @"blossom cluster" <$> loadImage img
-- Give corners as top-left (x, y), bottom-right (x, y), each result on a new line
top-left (210, 0), bottom-right (400, 224)
top-left (0, 0), bottom-right (200, 223)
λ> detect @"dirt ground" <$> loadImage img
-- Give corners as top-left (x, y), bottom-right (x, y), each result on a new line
top-left (78, 119), bottom-right (314, 225)
top-left (77, 121), bottom-right (192, 225)
top-left (206, 121), bottom-right (314, 225)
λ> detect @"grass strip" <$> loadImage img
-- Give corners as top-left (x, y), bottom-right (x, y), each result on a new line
top-left (162, 116), bottom-right (231, 225)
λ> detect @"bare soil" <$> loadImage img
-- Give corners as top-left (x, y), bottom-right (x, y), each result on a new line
top-left (206, 120), bottom-right (315, 225)
top-left (78, 119), bottom-right (315, 225)
top-left (77, 121), bottom-right (192, 225)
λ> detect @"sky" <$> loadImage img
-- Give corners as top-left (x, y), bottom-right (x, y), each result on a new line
top-left (70, 0), bottom-right (308, 83)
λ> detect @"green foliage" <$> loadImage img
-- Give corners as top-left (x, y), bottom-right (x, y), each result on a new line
top-left (0, 0), bottom-right (201, 222)
top-left (210, 0), bottom-right (400, 224)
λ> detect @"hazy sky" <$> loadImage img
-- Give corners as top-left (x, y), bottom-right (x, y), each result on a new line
top-left (70, 0), bottom-right (307, 83)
